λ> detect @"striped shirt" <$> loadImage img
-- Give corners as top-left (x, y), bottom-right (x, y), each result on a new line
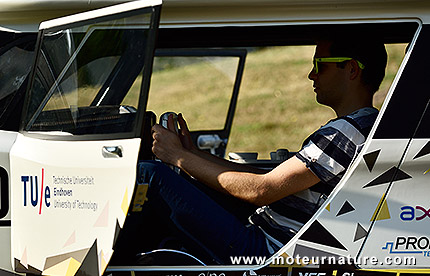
top-left (249, 107), bottom-right (378, 253)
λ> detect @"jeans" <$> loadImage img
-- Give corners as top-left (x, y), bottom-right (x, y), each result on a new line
top-left (136, 160), bottom-right (271, 264)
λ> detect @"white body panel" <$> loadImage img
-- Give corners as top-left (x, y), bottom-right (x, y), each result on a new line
top-left (360, 138), bottom-right (430, 268)
top-left (10, 134), bottom-right (140, 275)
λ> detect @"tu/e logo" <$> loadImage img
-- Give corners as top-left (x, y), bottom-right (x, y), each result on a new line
top-left (22, 168), bottom-right (50, 214)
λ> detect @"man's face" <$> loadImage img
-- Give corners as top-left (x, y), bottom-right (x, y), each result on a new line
top-left (308, 41), bottom-right (348, 108)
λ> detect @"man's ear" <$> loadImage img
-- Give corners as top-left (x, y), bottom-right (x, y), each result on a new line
top-left (349, 59), bottom-right (361, 80)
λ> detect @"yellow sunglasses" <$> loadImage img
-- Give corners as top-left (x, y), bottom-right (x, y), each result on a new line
top-left (313, 57), bottom-right (365, 74)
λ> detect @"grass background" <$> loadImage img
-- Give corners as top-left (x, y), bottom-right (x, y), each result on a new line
top-left (147, 44), bottom-right (407, 159)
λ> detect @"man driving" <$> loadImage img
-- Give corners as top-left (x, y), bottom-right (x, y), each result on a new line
top-left (137, 34), bottom-right (387, 264)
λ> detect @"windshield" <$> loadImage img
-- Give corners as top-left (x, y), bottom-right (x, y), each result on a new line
top-left (23, 13), bottom-right (153, 136)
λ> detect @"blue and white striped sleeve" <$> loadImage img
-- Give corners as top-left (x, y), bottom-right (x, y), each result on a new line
top-left (296, 118), bottom-right (366, 185)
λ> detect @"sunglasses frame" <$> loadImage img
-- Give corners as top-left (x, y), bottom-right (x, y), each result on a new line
top-left (313, 57), bottom-right (365, 74)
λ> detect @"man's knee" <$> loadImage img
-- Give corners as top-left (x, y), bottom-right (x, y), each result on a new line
top-left (137, 160), bottom-right (171, 185)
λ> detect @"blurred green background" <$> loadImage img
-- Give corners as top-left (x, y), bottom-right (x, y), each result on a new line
top-left (147, 44), bottom-right (407, 159)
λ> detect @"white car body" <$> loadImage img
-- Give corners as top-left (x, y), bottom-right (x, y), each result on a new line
top-left (0, 1), bottom-right (428, 276)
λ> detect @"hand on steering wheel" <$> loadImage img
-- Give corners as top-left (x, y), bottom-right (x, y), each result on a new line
top-left (157, 112), bottom-right (181, 173)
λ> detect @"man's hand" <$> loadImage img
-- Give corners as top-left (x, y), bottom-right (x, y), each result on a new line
top-left (177, 113), bottom-right (197, 152)
top-left (152, 113), bottom-right (197, 166)
top-left (152, 121), bottom-right (185, 166)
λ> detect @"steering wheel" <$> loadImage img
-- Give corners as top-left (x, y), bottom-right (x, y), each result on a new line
top-left (160, 111), bottom-right (179, 133)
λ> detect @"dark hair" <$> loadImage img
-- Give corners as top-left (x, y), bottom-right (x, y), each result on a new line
top-left (325, 33), bottom-right (388, 95)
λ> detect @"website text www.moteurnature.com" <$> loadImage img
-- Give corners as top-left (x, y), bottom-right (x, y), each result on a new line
top-left (230, 254), bottom-right (417, 266)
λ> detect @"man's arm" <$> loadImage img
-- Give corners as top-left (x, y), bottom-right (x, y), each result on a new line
top-left (178, 150), bottom-right (321, 206)
top-left (152, 120), bottom-right (320, 206)
top-left (188, 146), bottom-right (267, 174)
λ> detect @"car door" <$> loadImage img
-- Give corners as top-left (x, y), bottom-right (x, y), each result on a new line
top-left (9, 1), bottom-right (161, 275)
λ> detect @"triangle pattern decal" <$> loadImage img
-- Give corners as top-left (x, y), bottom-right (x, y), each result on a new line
top-left (336, 200), bottom-right (355, 217)
top-left (299, 220), bottom-right (347, 251)
top-left (413, 141), bottom-right (430, 159)
top-left (353, 223), bottom-right (368, 242)
top-left (43, 257), bottom-right (81, 276)
top-left (14, 259), bottom-right (42, 275)
top-left (113, 219), bottom-right (122, 249)
top-left (94, 202), bottom-right (109, 227)
top-left (121, 188), bottom-right (129, 216)
top-left (370, 194), bottom-right (391, 221)
top-left (63, 231), bottom-right (76, 248)
top-left (75, 240), bottom-right (99, 276)
top-left (44, 247), bottom-right (89, 271)
top-left (20, 247), bottom-right (27, 269)
top-left (363, 166), bottom-right (412, 188)
top-left (363, 149), bottom-right (381, 172)
top-left (99, 250), bottom-right (108, 274)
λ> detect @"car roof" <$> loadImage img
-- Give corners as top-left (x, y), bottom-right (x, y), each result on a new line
top-left (1, 0), bottom-right (430, 32)
top-left (160, 0), bottom-right (430, 27)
